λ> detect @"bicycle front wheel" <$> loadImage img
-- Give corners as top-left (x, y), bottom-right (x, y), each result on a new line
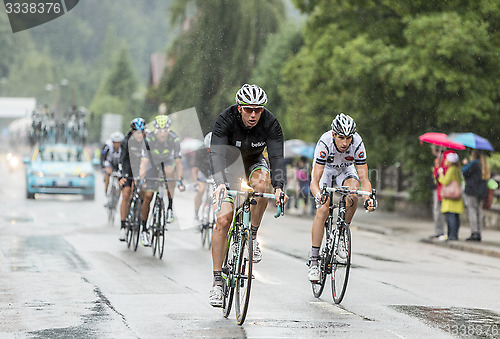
top-left (152, 198), bottom-right (166, 259)
top-left (235, 230), bottom-right (253, 325)
top-left (332, 225), bottom-right (351, 304)
top-left (222, 241), bottom-right (235, 318)
top-left (131, 199), bottom-right (141, 251)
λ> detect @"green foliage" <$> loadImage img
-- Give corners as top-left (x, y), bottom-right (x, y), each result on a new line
top-left (282, 0), bottom-right (500, 202)
top-left (251, 24), bottom-right (304, 138)
top-left (152, 0), bottom-right (285, 133)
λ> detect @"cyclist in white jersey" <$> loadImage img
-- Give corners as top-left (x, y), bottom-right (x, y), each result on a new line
top-left (308, 113), bottom-right (376, 281)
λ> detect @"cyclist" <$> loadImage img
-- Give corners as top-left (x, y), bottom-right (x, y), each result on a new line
top-left (139, 115), bottom-right (185, 246)
top-left (208, 84), bottom-right (289, 307)
top-left (308, 113), bottom-right (376, 282)
top-left (191, 132), bottom-right (213, 228)
top-left (117, 118), bottom-right (146, 241)
top-left (101, 131), bottom-right (124, 195)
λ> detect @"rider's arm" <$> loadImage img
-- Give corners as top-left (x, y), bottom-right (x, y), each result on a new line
top-left (191, 166), bottom-right (199, 183)
top-left (310, 162), bottom-right (325, 198)
top-left (210, 112), bottom-right (231, 188)
top-left (139, 157), bottom-right (148, 181)
top-left (265, 115), bottom-right (285, 190)
top-left (174, 158), bottom-right (184, 181)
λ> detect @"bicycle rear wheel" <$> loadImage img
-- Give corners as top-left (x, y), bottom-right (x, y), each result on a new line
top-left (107, 185), bottom-right (116, 225)
top-left (235, 230), bottom-right (253, 325)
top-left (332, 225), bottom-right (351, 304)
top-left (201, 202), bottom-right (210, 248)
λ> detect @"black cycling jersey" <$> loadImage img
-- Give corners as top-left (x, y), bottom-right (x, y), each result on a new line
top-left (119, 130), bottom-right (148, 179)
top-left (142, 130), bottom-right (181, 168)
top-left (193, 148), bottom-right (212, 177)
top-left (210, 104), bottom-right (284, 190)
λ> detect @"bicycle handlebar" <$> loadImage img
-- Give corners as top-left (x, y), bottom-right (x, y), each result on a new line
top-left (214, 188), bottom-right (285, 218)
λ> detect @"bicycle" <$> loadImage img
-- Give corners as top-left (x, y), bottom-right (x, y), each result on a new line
top-left (218, 183), bottom-right (285, 325)
top-left (200, 178), bottom-right (215, 249)
top-left (125, 178), bottom-right (142, 251)
top-left (146, 177), bottom-right (183, 259)
top-left (310, 184), bottom-right (376, 304)
top-left (105, 172), bottom-right (121, 225)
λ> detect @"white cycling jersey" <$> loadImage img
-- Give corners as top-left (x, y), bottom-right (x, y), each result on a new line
top-left (312, 131), bottom-right (367, 187)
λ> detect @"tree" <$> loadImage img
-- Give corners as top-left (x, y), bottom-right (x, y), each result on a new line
top-left (251, 24), bottom-right (304, 138)
top-left (153, 0), bottom-right (285, 132)
top-left (283, 0), bottom-right (500, 202)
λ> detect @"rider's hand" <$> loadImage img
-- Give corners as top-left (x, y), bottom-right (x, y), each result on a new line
top-left (364, 199), bottom-right (377, 212)
top-left (214, 184), bottom-right (227, 206)
top-left (315, 192), bottom-right (327, 208)
top-left (119, 177), bottom-right (127, 186)
top-left (178, 182), bottom-right (186, 192)
top-left (274, 188), bottom-right (288, 206)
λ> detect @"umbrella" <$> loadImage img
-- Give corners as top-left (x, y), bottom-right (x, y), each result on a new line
top-left (290, 144), bottom-right (316, 159)
top-left (284, 139), bottom-right (306, 158)
top-left (449, 132), bottom-right (494, 151)
top-left (180, 138), bottom-right (204, 152)
top-left (418, 132), bottom-right (465, 150)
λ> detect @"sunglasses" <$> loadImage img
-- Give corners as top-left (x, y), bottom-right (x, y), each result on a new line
top-left (241, 106), bottom-right (264, 114)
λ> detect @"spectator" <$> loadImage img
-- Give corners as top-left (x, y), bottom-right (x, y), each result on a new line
top-left (430, 147), bottom-right (454, 239)
top-left (462, 150), bottom-right (490, 241)
top-left (296, 157), bottom-right (310, 216)
top-left (438, 152), bottom-right (464, 241)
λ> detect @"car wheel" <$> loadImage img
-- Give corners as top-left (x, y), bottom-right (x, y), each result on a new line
top-left (83, 193), bottom-right (95, 201)
top-left (26, 191), bottom-right (35, 199)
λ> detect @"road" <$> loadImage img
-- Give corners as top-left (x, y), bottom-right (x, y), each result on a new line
top-left (1, 163), bottom-right (500, 338)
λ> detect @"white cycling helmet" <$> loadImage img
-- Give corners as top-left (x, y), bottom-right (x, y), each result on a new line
top-left (331, 113), bottom-right (356, 137)
top-left (235, 84), bottom-right (267, 106)
top-left (204, 132), bottom-right (212, 149)
top-left (110, 131), bottom-right (125, 142)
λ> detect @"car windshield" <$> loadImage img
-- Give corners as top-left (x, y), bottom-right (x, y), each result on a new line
top-left (35, 146), bottom-right (84, 162)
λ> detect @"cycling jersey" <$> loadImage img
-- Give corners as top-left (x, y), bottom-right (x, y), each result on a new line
top-left (193, 148), bottom-right (212, 178)
top-left (312, 131), bottom-right (367, 187)
top-left (119, 130), bottom-right (148, 179)
top-left (141, 130), bottom-right (181, 169)
top-left (210, 104), bottom-right (284, 190)
top-left (101, 140), bottom-right (122, 171)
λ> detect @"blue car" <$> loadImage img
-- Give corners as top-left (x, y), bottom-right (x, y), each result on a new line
top-left (24, 144), bottom-right (96, 200)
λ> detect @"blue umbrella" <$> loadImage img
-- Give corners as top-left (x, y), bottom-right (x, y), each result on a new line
top-left (450, 133), bottom-right (494, 151)
top-left (290, 144), bottom-right (316, 159)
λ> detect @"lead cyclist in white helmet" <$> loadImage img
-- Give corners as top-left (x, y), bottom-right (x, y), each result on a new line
top-left (307, 113), bottom-right (376, 282)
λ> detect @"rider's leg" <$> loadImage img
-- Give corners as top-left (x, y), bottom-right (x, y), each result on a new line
top-left (141, 191), bottom-right (153, 230)
top-left (194, 181), bottom-right (206, 219)
top-left (163, 165), bottom-right (176, 210)
top-left (248, 169), bottom-right (272, 238)
top-left (104, 167), bottom-right (112, 193)
top-left (120, 185), bottom-right (132, 227)
top-left (211, 202), bottom-right (234, 283)
top-left (343, 177), bottom-right (360, 224)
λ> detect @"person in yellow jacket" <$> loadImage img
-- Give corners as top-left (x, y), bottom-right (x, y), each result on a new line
top-left (437, 152), bottom-right (464, 241)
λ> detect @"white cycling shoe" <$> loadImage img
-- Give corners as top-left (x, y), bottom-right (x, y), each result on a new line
top-left (209, 285), bottom-right (223, 308)
top-left (308, 265), bottom-right (320, 281)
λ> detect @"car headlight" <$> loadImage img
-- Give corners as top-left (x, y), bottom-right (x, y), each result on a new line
top-left (79, 172), bottom-right (94, 178)
top-left (30, 171), bottom-right (44, 177)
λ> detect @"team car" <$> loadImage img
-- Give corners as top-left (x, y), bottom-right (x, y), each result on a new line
top-left (24, 144), bottom-right (95, 200)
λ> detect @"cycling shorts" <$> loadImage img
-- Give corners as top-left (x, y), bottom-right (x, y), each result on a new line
top-left (316, 164), bottom-right (360, 189)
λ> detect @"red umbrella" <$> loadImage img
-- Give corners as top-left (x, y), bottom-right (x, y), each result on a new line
top-left (418, 132), bottom-right (465, 150)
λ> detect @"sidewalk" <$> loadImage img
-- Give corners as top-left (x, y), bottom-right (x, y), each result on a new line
top-left (288, 207), bottom-right (500, 258)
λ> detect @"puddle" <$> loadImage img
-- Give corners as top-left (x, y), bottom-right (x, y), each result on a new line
top-left (2, 215), bottom-right (34, 223)
top-left (393, 305), bottom-right (500, 338)
top-left (4, 235), bottom-right (89, 272)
